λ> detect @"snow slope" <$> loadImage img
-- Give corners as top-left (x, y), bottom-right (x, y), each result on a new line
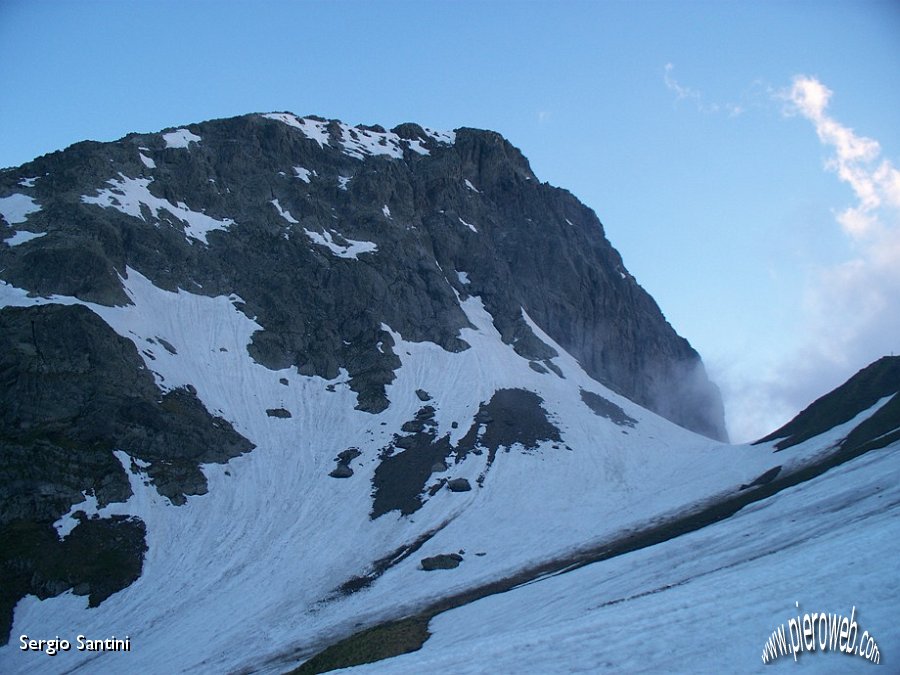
top-left (162, 129), bottom-right (202, 149)
top-left (0, 266), bottom-right (893, 674)
top-left (348, 424), bottom-right (899, 673)
top-left (81, 175), bottom-right (233, 245)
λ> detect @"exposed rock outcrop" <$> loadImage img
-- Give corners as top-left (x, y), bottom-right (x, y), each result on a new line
top-left (447, 478), bottom-right (472, 493)
top-left (0, 303), bottom-right (252, 643)
top-left (421, 553), bottom-right (463, 570)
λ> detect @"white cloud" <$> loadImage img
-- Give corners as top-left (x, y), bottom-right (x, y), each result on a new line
top-left (783, 75), bottom-right (900, 239)
top-left (781, 76), bottom-right (900, 345)
top-left (723, 77), bottom-right (900, 442)
top-left (663, 63), bottom-right (743, 116)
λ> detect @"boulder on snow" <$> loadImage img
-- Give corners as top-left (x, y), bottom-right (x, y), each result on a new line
top-left (336, 448), bottom-right (361, 464)
top-left (401, 419), bottom-right (426, 433)
top-left (421, 553), bottom-right (463, 570)
top-left (329, 465), bottom-right (353, 478)
top-left (447, 478), bottom-right (471, 492)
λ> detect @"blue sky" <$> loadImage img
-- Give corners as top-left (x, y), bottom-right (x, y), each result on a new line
top-left (2, 0), bottom-right (898, 441)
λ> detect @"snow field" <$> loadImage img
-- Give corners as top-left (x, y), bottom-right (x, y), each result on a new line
top-left (0, 267), bottom-right (892, 674)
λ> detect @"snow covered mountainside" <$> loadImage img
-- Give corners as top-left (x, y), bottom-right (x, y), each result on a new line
top-left (336, 357), bottom-right (900, 674)
top-left (0, 114), bottom-right (897, 673)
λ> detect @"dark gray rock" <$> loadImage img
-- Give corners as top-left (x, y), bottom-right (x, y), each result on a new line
top-left (580, 389), bottom-right (637, 428)
top-left (329, 465), bottom-right (353, 479)
top-left (415, 406), bottom-right (437, 420)
top-left (371, 427), bottom-right (454, 518)
top-left (157, 337), bottom-right (177, 355)
top-left (336, 448), bottom-right (361, 464)
top-left (394, 436), bottom-right (418, 450)
top-left (529, 361), bottom-right (549, 374)
top-left (401, 419), bottom-right (426, 434)
top-left (421, 553), bottom-right (463, 570)
top-left (447, 478), bottom-right (472, 492)
top-left (455, 389), bottom-right (562, 470)
top-left (266, 407), bottom-right (292, 418)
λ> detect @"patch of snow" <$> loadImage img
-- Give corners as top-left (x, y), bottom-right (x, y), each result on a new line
top-left (303, 228), bottom-right (377, 259)
top-left (271, 199), bottom-right (298, 224)
top-left (139, 152), bottom-right (156, 169)
top-left (458, 217), bottom-right (478, 233)
top-left (337, 175), bottom-right (351, 190)
top-left (464, 179), bottom-right (481, 193)
top-left (82, 174), bottom-right (233, 245)
top-left (338, 123), bottom-right (404, 160)
top-left (262, 113), bottom-right (330, 148)
top-left (18, 177), bottom-right (38, 188)
top-left (263, 113), bottom-right (454, 161)
top-left (424, 127), bottom-right (456, 144)
top-left (4, 230), bottom-right (47, 247)
top-left (457, 271), bottom-right (470, 286)
top-left (382, 205), bottom-right (391, 218)
top-left (564, 218), bottom-right (574, 226)
top-left (262, 112), bottom-right (303, 130)
top-left (52, 490), bottom-right (101, 539)
top-left (162, 129), bottom-right (201, 149)
top-left (407, 139), bottom-right (430, 155)
top-left (0, 193), bottom-right (41, 224)
top-left (293, 166), bottom-right (315, 183)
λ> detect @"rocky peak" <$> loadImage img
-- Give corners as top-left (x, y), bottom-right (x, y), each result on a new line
top-left (0, 111), bottom-right (727, 440)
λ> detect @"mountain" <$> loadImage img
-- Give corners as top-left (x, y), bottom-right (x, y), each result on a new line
top-left (0, 114), bottom-right (896, 674)
top-left (756, 355), bottom-right (900, 454)
top-left (0, 113), bottom-right (726, 438)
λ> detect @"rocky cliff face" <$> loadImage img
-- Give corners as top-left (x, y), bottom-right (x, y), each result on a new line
top-left (0, 112), bottom-right (727, 439)
top-left (0, 114), bottom-right (728, 640)
top-left (0, 301), bottom-right (252, 640)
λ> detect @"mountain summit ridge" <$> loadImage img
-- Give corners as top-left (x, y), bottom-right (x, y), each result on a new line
top-left (0, 111), bottom-right (727, 440)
